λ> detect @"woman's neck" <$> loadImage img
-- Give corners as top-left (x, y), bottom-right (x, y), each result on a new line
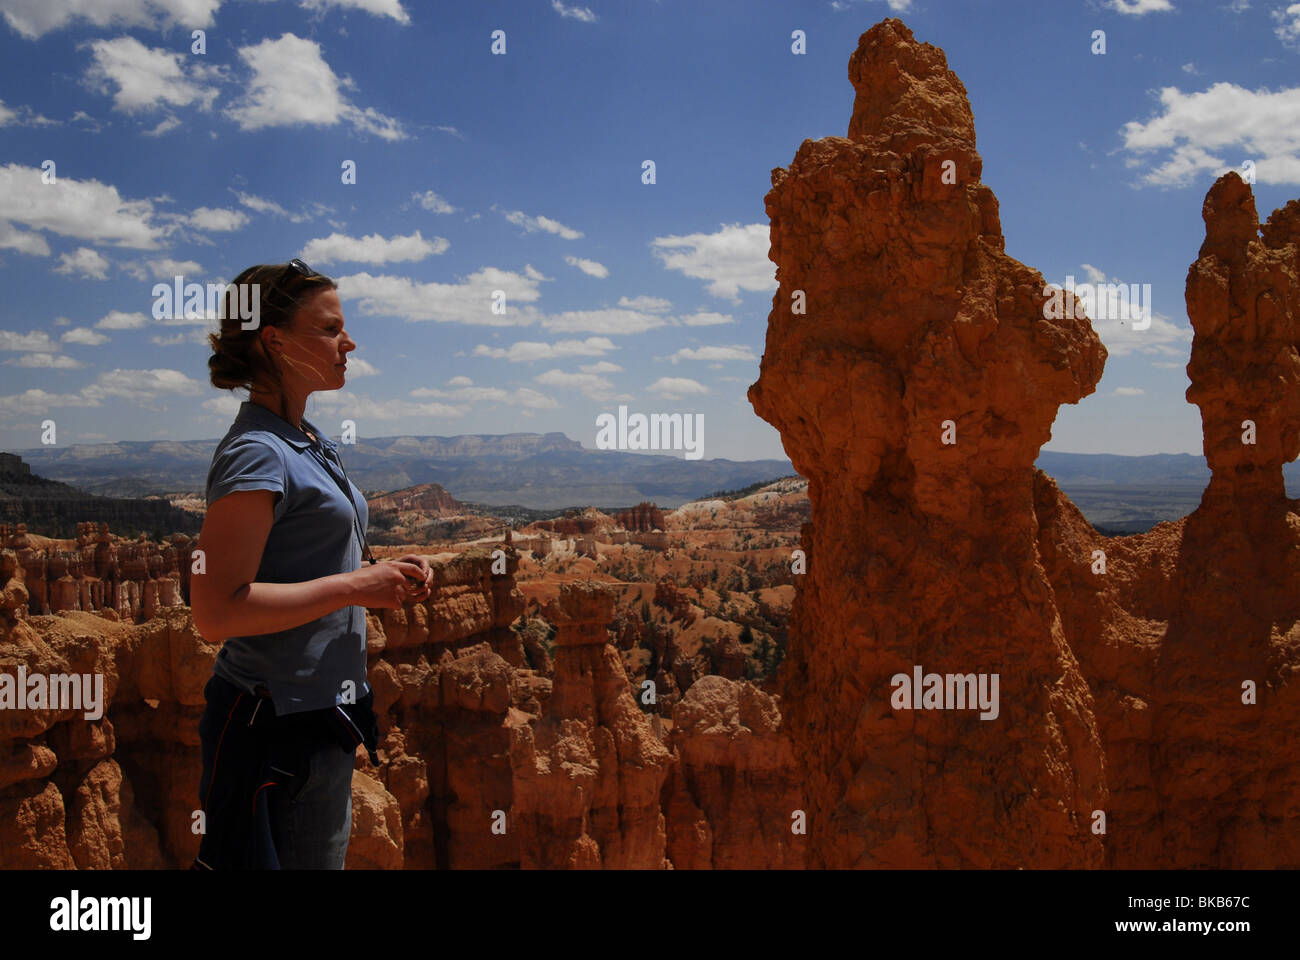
top-left (249, 391), bottom-right (308, 434)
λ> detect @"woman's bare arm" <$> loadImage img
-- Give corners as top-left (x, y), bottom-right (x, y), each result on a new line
top-left (189, 489), bottom-right (433, 641)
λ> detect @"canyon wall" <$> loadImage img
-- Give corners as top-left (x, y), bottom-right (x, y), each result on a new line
top-left (0, 543), bottom-right (804, 868)
top-left (2, 522), bottom-right (193, 624)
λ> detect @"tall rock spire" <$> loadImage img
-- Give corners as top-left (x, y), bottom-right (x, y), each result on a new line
top-left (749, 18), bottom-right (1108, 867)
top-left (1186, 172), bottom-right (1300, 504)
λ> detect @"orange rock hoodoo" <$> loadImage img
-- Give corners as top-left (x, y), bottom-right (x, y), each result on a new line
top-left (750, 18), bottom-right (1300, 867)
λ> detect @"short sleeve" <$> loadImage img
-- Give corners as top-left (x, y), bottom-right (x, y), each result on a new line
top-left (206, 436), bottom-right (286, 515)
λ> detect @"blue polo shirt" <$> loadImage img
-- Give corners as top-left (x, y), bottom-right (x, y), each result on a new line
top-left (203, 400), bottom-right (370, 716)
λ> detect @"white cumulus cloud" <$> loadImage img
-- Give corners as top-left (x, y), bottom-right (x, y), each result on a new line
top-left (1108, 0), bottom-right (1173, 13)
top-left (472, 336), bottom-right (616, 363)
top-left (0, 0), bottom-right (220, 40)
top-left (412, 190), bottom-right (457, 214)
top-left (300, 0), bottom-right (410, 23)
top-left (499, 207), bottom-right (583, 239)
top-left (551, 1), bottom-right (596, 21)
top-left (651, 222), bottom-right (776, 301)
top-left (337, 266), bottom-right (545, 326)
top-left (302, 230), bottom-right (447, 265)
top-left (0, 163), bottom-right (168, 249)
top-left (61, 327), bottom-right (110, 346)
top-left (565, 255), bottom-right (608, 278)
top-left (83, 36), bottom-right (219, 114)
top-left (225, 33), bottom-right (405, 141)
top-left (667, 344), bottom-right (757, 364)
top-left (647, 376), bottom-right (710, 399)
top-left (1122, 82), bottom-right (1300, 186)
top-left (1275, 3), bottom-right (1300, 49)
top-left (54, 247), bottom-right (109, 279)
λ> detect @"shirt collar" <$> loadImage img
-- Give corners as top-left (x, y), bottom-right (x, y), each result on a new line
top-left (235, 400), bottom-right (336, 452)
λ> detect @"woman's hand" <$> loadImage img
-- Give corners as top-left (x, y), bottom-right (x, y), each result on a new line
top-left (394, 553), bottom-right (434, 602)
top-left (346, 559), bottom-right (430, 609)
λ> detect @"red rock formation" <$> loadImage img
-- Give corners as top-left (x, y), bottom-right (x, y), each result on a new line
top-left (663, 675), bottom-right (806, 868)
top-left (616, 501), bottom-right (665, 533)
top-left (1036, 173), bottom-right (1300, 867)
top-left (1, 522), bottom-right (191, 623)
top-left (525, 506), bottom-right (615, 538)
top-left (363, 484), bottom-right (499, 546)
top-left (749, 18), bottom-right (1300, 869)
top-left (636, 618), bottom-right (685, 715)
top-left (1186, 175), bottom-right (1300, 503)
top-left (0, 606), bottom-right (176, 868)
top-left (358, 544), bottom-right (532, 869)
top-left (366, 483), bottom-right (461, 515)
top-left (0, 546), bottom-right (524, 870)
top-left (508, 581), bottom-right (672, 867)
top-left (749, 18), bottom-right (1109, 867)
top-left (652, 577), bottom-right (696, 627)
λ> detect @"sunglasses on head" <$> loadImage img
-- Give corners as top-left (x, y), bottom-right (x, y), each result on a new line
top-left (283, 258), bottom-right (319, 280)
top-left (264, 259), bottom-right (321, 309)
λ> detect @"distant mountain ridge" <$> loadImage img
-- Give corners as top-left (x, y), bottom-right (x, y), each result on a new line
top-left (1037, 451), bottom-right (1212, 486)
top-left (11, 434), bottom-right (1300, 512)
top-left (9, 431), bottom-right (793, 510)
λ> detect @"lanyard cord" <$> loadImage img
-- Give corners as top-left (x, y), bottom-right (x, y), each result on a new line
top-left (307, 438), bottom-right (377, 566)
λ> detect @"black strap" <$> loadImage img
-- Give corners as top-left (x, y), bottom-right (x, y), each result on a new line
top-left (305, 438), bottom-right (377, 565)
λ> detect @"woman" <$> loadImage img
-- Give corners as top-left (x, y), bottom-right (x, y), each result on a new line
top-left (190, 259), bottom-right (433, 869)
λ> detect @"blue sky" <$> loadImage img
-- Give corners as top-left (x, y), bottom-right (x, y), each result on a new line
top-left (1, 0), bottom-right (1298, 461)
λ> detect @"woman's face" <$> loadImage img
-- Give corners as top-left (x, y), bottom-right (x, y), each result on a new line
top-left (269, 288), bottom-right (356, 391)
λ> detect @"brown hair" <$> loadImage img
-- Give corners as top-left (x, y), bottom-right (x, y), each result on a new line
top-left (206, 263), bottom-right (337, 394)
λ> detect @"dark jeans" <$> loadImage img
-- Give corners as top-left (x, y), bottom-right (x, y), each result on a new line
top-left (197, 674), bottom-right (355, 869)
top-left (265, 729), bottom-right (354, 869)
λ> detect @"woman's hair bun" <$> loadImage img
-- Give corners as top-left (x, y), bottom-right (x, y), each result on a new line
top-left (206, 263), bottom-right (336, 393)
